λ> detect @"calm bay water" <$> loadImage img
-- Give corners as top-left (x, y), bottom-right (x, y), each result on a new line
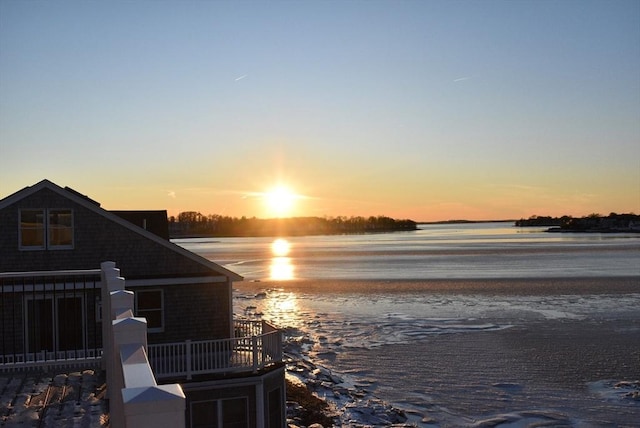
top-left (176, 223), bottom-right (640, 426)
top-left (175, 222), bottom-right (640, 281)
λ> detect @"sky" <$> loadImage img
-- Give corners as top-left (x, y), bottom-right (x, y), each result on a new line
top-left (1, 0), bottom-right (639, 222)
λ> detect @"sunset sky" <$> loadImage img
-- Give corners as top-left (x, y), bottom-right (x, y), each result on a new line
top-left (1, 0), bottom-right (639, 222)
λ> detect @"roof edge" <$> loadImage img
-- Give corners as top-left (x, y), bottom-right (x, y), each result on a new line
top-left (0, 180), bottom-right (243, 281)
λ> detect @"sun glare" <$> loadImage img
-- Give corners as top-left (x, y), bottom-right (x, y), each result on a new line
top-left (271, 238), bottom-right (291, 257)
top-left (264, 185), bottom-right (297, 217)
top-left (270, 239), bottom-right (293, 280)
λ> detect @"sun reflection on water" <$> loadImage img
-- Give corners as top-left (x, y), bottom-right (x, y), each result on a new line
top-left (271, 238), bottom-right (291, 256)
top-left (263, 291), bottom-right (301, 327)
top-left (270, 239), bottom-right (294, 280)
top-left (270, 257), bottom-right (294, 280)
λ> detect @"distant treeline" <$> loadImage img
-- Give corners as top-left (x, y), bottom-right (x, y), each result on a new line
top-left (169, 212), bottom-right (418, 237)
top-left (515, 213), bottom-right (640, 232)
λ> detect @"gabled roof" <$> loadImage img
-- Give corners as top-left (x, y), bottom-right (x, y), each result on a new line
top-left (0, 179), bottom-right (243, 281)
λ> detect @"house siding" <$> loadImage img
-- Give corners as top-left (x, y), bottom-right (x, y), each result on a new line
top-left (1, 186), bottom-right (234, 348)
top-left (184, 384), bottom-right (258, 428)
top-left (144, 282), bottom-right (231, 343)
top-left (262, 368), bottom-right (286, 426)
top-left (0, 188), bottom-right (214, 278)
top-left (181, 367), bottom-right (286, 428)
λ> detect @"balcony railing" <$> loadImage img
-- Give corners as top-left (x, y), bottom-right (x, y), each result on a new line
top-left (0, 269), bottom-right (103, 372)
top-left (148, 320), bottom-right (282, 380)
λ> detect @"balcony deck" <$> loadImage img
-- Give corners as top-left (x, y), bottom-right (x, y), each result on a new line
top-left (148, 320), bottom-right (283, 380)
top-left (2, 269), bottom-right (283, 380)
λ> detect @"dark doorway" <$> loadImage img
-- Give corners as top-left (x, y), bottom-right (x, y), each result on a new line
top-left (27, 298), bottom-right (54, 353)
top-left (26, 296), bottom-right (84, 353)
top-left (58, 297), bottom-right (83, 351)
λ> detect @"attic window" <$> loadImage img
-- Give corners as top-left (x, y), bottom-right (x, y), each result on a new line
top-left (20, 209), bottom-right (74, 250)
top-left (19, 210), bottom-right (45, 248)
top-left (49, 209), bottom-right (73, 247)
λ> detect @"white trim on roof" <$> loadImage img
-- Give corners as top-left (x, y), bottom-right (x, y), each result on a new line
top-left (125, 276), bottom-right (231, 287)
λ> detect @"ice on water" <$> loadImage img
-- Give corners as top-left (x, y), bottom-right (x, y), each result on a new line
top-left (185, 224), bottom-right (639, 426)
top-left (235, 287), bottom-right (640, 427)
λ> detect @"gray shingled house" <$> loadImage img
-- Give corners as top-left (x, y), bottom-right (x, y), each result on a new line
top-left (0, 179), bottom-right (285, 428)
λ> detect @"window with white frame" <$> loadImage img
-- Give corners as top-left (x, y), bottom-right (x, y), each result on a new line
top-left (19, 209), bottom-right (74, 250)
top-left (48, 209), bottom-right (73, 247)
top-left (135, 289), bottom-right (164, 332)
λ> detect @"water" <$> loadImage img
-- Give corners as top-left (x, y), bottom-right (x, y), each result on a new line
top-left (175, 222), bottom-right (640, 280)
top-left (176, 223), bottom-right (640, 426)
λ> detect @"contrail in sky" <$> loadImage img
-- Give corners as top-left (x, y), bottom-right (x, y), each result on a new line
top-left (454, 77), bottom-right (470, 82)
top-left (235, 74), bottom-right (248, 81)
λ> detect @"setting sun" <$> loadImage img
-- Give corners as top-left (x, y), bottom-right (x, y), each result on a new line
top-left (264, 185), bottom-right (298, 218)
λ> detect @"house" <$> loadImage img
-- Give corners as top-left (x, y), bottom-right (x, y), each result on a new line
top-left (0, 179), bottom-right (286, 427)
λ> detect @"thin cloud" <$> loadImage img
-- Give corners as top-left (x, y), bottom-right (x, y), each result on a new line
top-left (167, 190), bottom-right (176, 199)
top-left (241, 190), bottom-right (313, 201)
top-left (234, 74), bottom-right (248, 81)
top-left (453, 77), bottom-right (470, 82)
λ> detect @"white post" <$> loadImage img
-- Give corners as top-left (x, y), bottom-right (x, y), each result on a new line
top-left (122, 384), bottom-right (186, 428)
top-left (101, 261), bottom-right (123, 401)
top-left (111, 289), bottom-right (135, 320)
top-left (185, 340), bottom-right (192, 381)
top-left (111, 317), bottom-right (148, 428)
top-left (100, 261), bottom-right (119, 372)
top-left (99, 262), bottom-right (186, 428)
top-left (113, 317), bottom-right (148, 352)
top-left (252, 336), bottom-right (259, 373)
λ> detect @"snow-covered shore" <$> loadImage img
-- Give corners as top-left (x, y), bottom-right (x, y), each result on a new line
top-left (277, 322), bottom-right (640, 428)
top-left (237, 278), bottom-right (640, 427)
top-left (282, 327), bottom-right (417, 427)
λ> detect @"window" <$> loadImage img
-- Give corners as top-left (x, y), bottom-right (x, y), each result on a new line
top-left (135, 289), bottom-right (164, 332)
top-left (192, 400), bottom-right (218, 428)
top-left (20, 209), bottom-right (73, 250)
top-left (191, 398), bottom-right (248, 428)
top-left (25, 296), bottom-right (85, 353)
top-left (20, 210), bottom-right (45, 248)
top-left (48, 209), bottom-right (73, 247)
top-left (222, 398), bottom-right (248, 428)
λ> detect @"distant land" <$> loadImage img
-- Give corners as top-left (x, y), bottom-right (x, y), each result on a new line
top-left (515, 213), bottom-right (640, 233)
top-left (167, 211), bottom-right (639, 238)
top-left (169, 213), bottom-right (417, 238)
top-left (418, 219), bottom-right (515, 224)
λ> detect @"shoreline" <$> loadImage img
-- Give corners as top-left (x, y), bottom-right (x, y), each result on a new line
top-left (234, 276), bottom-right (640, 426)
top-left (239, 276), bottom-right (640, 295)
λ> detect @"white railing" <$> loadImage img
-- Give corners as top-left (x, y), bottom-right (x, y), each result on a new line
top-left (0, 349), bottom-right (101, 367)
top-left (148, 320), bottom-right (282, 380)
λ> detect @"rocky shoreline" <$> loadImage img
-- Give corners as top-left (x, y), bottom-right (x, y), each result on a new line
top-left (282, 327), bottom-right (419, 427)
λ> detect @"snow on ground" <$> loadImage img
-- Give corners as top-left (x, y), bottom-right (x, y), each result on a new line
top-left (0, 368), bottom-right (107, 427)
